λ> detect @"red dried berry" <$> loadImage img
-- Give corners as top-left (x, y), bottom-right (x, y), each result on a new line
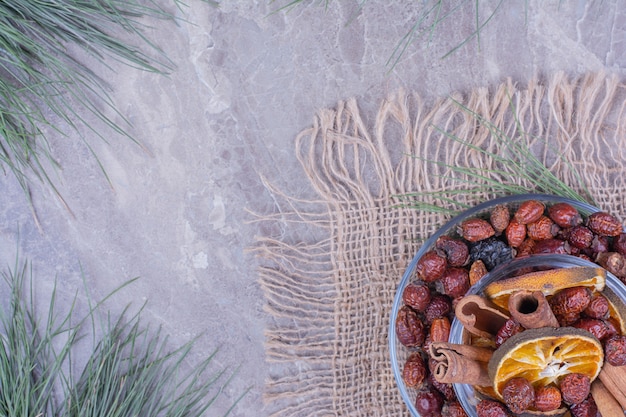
top-left (417, 251), bottom-right (448, 282)
top-left (428, 373), bottom-right (456, 401)
top-left (502, 377), bottom-right (535, 414)
top-left (441, 268), bottom-right (470, 299)
top-left (568, 225), bottom-right (594, 249)
top-left (532, 238), bottom-right (571, 255)
top-left (476, 399), bottom-right (510, 417)
top-left (587, 211), bottom-right (623, 236)
top-left (403, 283), bottom-right (432, 312)
top-left (526, 216), bottom-right (558, 240)
top-left (396, 305), bottom-right (426, 347)
top-left (495, 318), bottom-right (524, 347)
top-left (549, 286), bottom-right (592, 316)
top-left (515, 200), bottom-right (545, 225)
top-left (604, 317), bottom-right (620, 339)
top-left (614, 233), bottom-right (626, 256)
top-left (442, 401), bottom-right (468, 417)
top-left (591, 235), bottom-right (610, 254)
top-left (430, 317), bottom-right (451, 343)
top-left (605, 335), bottom-right (626, 366)
top-left (436, 236), bottom-right (470, 267)
top-left (490, 204), bottom-right (511, 234)
top-left (415, 387), bottom-right (445, 417)
top-left (505, 220), bottom-right (526, 248)
top-left (583, 294), bottom-right (609, 319)
top-left (424, 295), bottom-right (452, 323)
top-left (402, 352), bottom-right (427, 388)
top-left (458, 218), bottom-right (495, 242)
top-left (570, 394), bottom-right (598, 417)
top-left (572, 318), bottom-right (609, 340)
top-left (548, 202), bottom-right (583, 228)
top-left (515, 238), bottom-right (536, 258)
top-left (559, 373), bottom-right (590, 405)
top-left (533, 385), bottom-right (562, 412)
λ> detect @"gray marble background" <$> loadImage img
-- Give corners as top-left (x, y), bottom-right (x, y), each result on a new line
top-left (0, 1), bottom-right (624, 415)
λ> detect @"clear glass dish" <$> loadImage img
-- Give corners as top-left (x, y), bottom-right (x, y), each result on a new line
top-left (389, 194), bottom-right (607, 416)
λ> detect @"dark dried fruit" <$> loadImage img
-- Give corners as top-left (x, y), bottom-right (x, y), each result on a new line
top-left (436, 236), bottom-right (470, 267)
top-left (403, 283), bottom-right (431, 312)
top-left (614, 233), bottom-right (626, 256)
top-left (559, 373), bottom-right (590, 405)
top-left (604, 317), bottom-right (620, 340)
top-left (415, 387), bottom-right (444, 417)
top-left (590, 235), bottom-right (610, 254)
top-left (469, 260), bottom-right (488, 286)
top-left (505, 220), bottom-right (526, 248)
top-left (396, 305), bottom-right (426, 347)
top-left (516, 238), bottom-right (536, 258)
top-left (526, 216), bottom-right (558, 240)
top-left (587, 211), bottom-right (623, 236)
top-left (514, 200), bottom-right (545, 225)
top-left (533, 385), bottom-right (562, 412)
top-left (429, 373), bottom-right (456, 401)
top-left (569, 394), bottom-right (598, 417)
top-left (567, 225), bottom-right (594, 249)
top-left (548, 202), bottom-right (583, 228)
top-left (441, 268), bottom-right (470, 299)
top-left (604, 335), bottom-right (626, 366)
top-left (556, 312), bottom-right (580, 327)
top-left (549, 286), bottom-right (592, 316)
top-left (595, 252), bottom-right (626, 278)
top-left (495, 318), bottom-right (524, 347)
top-left (502, 377), bottom-right (534, 414)
top-left (583, 294), bottom-right (609, 319)
top-left (417, 250), bottom-right (448, 282)
top-left (424, 295), bottom-right (452, 323)
top-left (458, 218), bottom-right (495, 242)
top-left (490, 205), bottom-right (511, 234)
top-left (470, 237), bottom-right (514, 270)
top-left (476, 399), bottom-right (510, 417)
top-left (430, 317), bottom-right (451, 343)
top-left (532, 238), bottom-right (571, 255)
top-left (572, 318), bottom-right (609, 340)
top-left (402, 352), bottom-right (427, 388)
top-left (442, 401), bottom-right (468, 417)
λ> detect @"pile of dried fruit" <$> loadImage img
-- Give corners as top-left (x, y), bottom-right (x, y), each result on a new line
top-left (395, 199), bottom-right (626, 417)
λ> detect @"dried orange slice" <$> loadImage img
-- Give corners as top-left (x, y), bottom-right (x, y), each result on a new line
top-left (488, 327), bottom-right (604, 399)
top-left (484, 266), bottom-right (606, 309)
top-left (603, 286), bottom-right (626, 334)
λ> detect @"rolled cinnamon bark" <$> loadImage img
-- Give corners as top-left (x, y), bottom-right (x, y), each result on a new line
top-left (598, 362), bottom-right (626, 411)
top-left (508, 290), bottom-right (559, 329)
top-left (428, 342), bottom-right (493, 387)
top-left (591, 379), bottom-right (624, 416)
top-left (455, 294), bottom-right (509, 339)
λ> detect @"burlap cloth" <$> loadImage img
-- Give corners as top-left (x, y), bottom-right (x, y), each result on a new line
top-left (255, 72), bottom-right (626, 416)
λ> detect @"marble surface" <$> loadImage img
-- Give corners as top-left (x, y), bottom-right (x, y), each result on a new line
top-left (0, 1), bottom-right (624, 415)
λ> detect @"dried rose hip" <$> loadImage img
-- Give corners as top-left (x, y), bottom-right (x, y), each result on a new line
top-left (583, 294), bottom-right (609, 319)
top-left (590, 235), bottom-right (610, 254)
top-left (514, 200), bottom-right (545, 224)
top-left (548, 202), bottom-right (583, 228)
top-left (502, 377), bottom-right (534, 414)
top-left (436, 236), bottom-right (469, 267)
top-left (549, 286), bottom-right (592, 316)
top-left (424, 294), bottom-right (452, 323)
top-left (442, 401), bottom-right (468, 417)
top-left (559, 373), bottom-right (590, 405)
top-left (572, 318), bottom-right (609, 340)
top-left (396, 306), bottom-right (426, 347)
top-left (495, 318), bottom-right (524, 347)
top-left (469, 260), bottom-right (487, 286)
top-left (526, 216), bottom-right (558, 240)
top-left (490, 204), bottom-right (510, 234)
top-left (569, 394), bottom-right (598, 417)
top-left (567, 225), bottom-right (594, 249)
top-left (505, 220), bottom-right (526, 248)
top-left (587, 211), bottom-right (623, 236)
top-left (614, 232), bottom-right (626, 256)
top-left (441, 268), bottom-right (470, 299)
top-left (428, 373), bottom-right (456, 401)
top-left (402, 352), bottom-right (427, 388)
top-left (417, 250), bottom-right (447, 282)
top-left (415, 387), bottom-right (444, 417)
top-left (476, 399), bottom-right (510, 417)
top-left (533, 385), bottom-right (562, 412)
top-left (604, 318), bottom-right (620, 340)
top-left (430, 317), bottom-right (451, 343)
top-left (604, 335), bottom-right (626, 366)
top-left (532, 238), bottom-right (570, 255)
top-left (402, 283), bottom-right (431, 312)
top-left (516, 238), bottom-right (536, 257)
top-left (458, 218), bottom-right (495, 242)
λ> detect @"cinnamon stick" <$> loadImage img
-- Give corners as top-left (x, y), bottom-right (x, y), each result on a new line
top-left (598, 361), bottom-right (626, 410)
top-left (508, 290), bottom-right (559, 329)
top-left (455, 294), bottom-right (509, 339)
top-left (428, 342), bottom-right (493, 387)
top-left (591, 379), bottom-right (624, 417)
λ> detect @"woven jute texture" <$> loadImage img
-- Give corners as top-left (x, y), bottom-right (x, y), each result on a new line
top-left (256, 72), bottom-right (626, 416)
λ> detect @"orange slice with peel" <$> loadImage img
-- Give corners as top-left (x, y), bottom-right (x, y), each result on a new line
top-left (484, 266), bottom-right (606, 309)
top-left (488, 327), bottom-right (604, 399)
top-left (602, 286), bottom-right (626, 334)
